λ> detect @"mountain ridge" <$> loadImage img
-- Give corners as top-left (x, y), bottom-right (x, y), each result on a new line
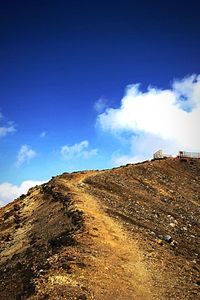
top-left (0, 158), bottom-right (199, 299)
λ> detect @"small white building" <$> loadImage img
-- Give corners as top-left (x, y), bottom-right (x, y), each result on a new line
top-left (153, 150), bottom-right (172, 160)
top-left (153, 150), bottom-right (164, 159)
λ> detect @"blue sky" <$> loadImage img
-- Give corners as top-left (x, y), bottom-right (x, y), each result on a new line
top-left (0, 0), bottom-right (200, 205)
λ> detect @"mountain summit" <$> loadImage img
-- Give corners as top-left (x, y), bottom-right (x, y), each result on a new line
top-left (0, 158), bottom-right (199, 299)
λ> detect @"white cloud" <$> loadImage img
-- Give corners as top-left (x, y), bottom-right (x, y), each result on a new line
top-left (94, 98), bottom-right (108, 113)
top-left (0, 124), bottom-right (16, 137)
top-left (112, 133), bottom-right (179, 166)
top-left (16, 145), bottom-right (37, 167)
top-left (97, 75), bottom-right (200, 163)
top-left (40, 131), bottom-right (47, 138)
top-left (0, 180), bottom-right (46, 207)
top-left (61, 140), bottom-right (98, 160)
top-left (173, 74), bottom-right (200, 110)
top-left (112, 154), bottom-right (138, 166)
top-left (0, 111), bottom-right (16, 138)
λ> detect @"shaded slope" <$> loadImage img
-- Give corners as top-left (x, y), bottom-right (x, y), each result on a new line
top-left (0, 158), bottom-right (199, 299)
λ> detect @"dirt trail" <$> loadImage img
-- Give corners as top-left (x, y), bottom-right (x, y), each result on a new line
top-left (59, 173), bottom-right (161, 299)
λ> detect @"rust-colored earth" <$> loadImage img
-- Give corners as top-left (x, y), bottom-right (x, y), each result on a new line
top-left (0, 158), bottom-right (199, 299)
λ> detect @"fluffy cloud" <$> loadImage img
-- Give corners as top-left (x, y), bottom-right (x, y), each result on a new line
top-left (0, 112), bottom-right (16, 137)
top-left (97, 74), bottom-right (200, 164)
top-left (0, 180), bottom-right (46, 207)
top-left (16, 145), bottom-right (37, 167)
top-left (173, 74), bottom-right (200, 110)
top-left (61, 140), bottom-right (98, 160)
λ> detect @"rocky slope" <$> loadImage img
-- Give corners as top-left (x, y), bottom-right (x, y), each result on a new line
top-left (0, 158), bottom-right (199, 299)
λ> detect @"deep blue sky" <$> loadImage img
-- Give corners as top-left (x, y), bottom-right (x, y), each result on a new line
top-left (0, 0), bottom-right (200, 189)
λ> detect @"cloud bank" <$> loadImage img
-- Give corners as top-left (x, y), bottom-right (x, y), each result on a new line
top-left (16, 145), bottom-right (37, 167)
top-left (97, 74), bottom-right (200, 165)
top-left (0, 180), bottom-right (46, 207)
top-left (61, 140), bottom-right (98, 160)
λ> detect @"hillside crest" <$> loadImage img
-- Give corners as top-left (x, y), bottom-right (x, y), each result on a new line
top-left (0, 158), bottom-right (200, 299)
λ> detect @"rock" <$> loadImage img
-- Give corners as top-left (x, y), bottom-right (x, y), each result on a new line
top-left (163, 235), bottom-right (173, 243)
top-left (150, 231), bottom-right (155, 236)
top-left (13, 204), bottom-right (20, 211)
top-left (194, 280), bottom-right (200, 287)
top-left (170, 240), bottom-right (178, 247)
top-left (156, 239), bottom-right (163, 245)
top-left (192, 259), bottom-right (197, 264)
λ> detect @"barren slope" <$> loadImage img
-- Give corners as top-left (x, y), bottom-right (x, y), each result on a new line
top-left (0, 158), bottom-right (199, 299)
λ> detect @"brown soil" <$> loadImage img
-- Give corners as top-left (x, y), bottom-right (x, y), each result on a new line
top-left (0, 158), bottom-right (199, 299)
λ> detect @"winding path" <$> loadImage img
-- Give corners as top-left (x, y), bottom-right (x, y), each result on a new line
top-left (59, 172), bottom-right (161, 299)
